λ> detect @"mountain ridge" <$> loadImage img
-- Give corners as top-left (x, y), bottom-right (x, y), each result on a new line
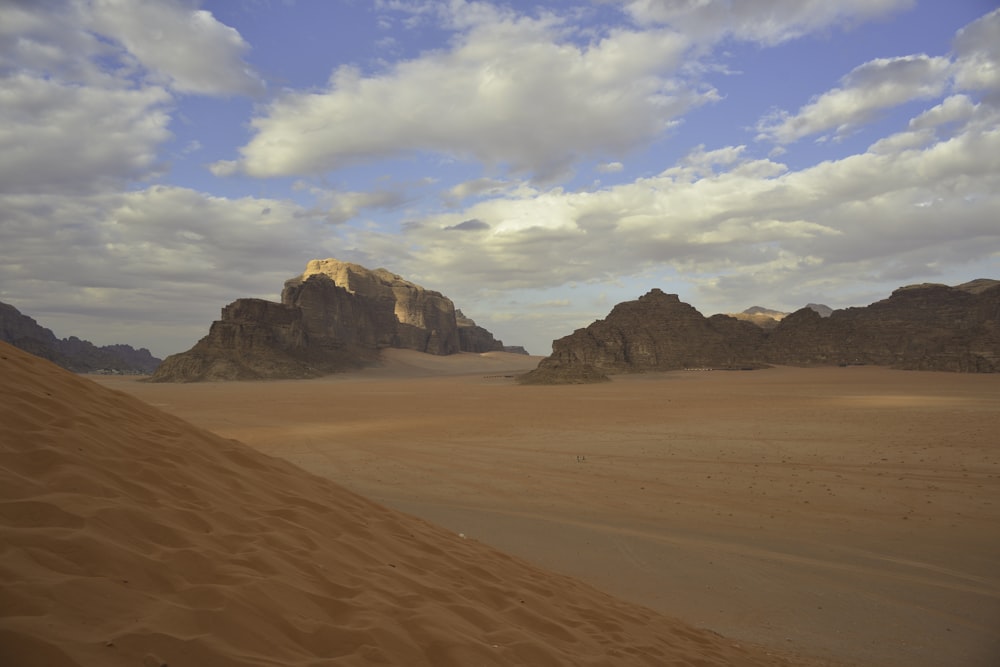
top-left (520, 280), bottom-right (1000, 383)
top-left (0, 301), bottom-right (160, 374)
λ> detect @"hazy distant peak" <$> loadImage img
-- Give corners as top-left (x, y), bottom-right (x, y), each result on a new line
top-left (804, 303), bottom-right (833, 317)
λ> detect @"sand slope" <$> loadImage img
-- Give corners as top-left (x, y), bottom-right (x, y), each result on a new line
top-left (94, 351), bottom-right (1000, 667)
top-left (0, 341), bottom-right (818, 666)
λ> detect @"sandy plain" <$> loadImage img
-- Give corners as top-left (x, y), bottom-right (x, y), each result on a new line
top-left (5, 342), bottom-right (821, 667)
top-left (93, 349), bottom-right (1000, 667)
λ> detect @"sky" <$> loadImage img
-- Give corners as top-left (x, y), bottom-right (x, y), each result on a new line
top-left (1, 0), bottom-right (998, 358)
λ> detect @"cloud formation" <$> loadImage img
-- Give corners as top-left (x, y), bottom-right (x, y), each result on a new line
top-left (616, 0), bottom-right (911, 44)
top-left (224, 10), bottom-right (702, 181)
top-left (755, 55), bottom-right (952, 144)
top-left (1, 2), bottom-right (997, 358)
top-left (88, 0), bottom-right (265, 96)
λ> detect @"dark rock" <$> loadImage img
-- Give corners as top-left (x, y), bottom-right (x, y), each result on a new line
top-left (517, 355), bottom-right (610, 384)
top-left (522, 281), bottom-right (1000, 383)
top-left (150, 297), bottom-right (372, 382)
top-left (151, 259), bottom-right (516, 382)
top-left (764, 282), bottom-right (1000, 371)
top-left (284, 259), bottom-right (461, 355)
top-left (804, 303), bottom-right (833, 317)
top-left (519, 289), bottom-right (768, 384)
top-left (456, 309), bottom-right (504, 353)
top-left (0, 301), bottom-right (160, 374)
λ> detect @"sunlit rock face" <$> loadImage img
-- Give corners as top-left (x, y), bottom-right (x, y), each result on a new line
top-left (152, 259), bottom-right (510, 381)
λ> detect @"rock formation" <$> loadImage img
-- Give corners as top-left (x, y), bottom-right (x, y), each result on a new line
top-left (520, 281), bottom-right (1000, 383)
top-left (152, 259), bottom-right (512, 382)
top-left (520, 289), bottom-right (769, 384)
top-left (285, 259), bottom-right (461, 355)
top-left (0, 301), bottom-right (160, 374)
top-left (728, 304), bottom-right (831, 329)
top-left (455, 310), bottom-right (505, 353)
top-left (764, 281), bottom-right (1000, 371)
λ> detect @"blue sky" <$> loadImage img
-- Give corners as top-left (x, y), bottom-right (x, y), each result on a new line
top-left (1, 0), bottom-right (998, 358)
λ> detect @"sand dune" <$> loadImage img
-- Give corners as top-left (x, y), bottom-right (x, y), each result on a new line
top-left (94, 350), bottom-right (1000, 667)
top-left (0, 341), bottom-right (823, 666)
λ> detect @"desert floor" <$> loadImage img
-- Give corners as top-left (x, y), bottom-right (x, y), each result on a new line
top-left (97, 351), bottom-right (1000, 667)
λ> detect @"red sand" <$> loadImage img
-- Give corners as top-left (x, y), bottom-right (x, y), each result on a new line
top-left (93, 348), bottom-right (1000, 667)
top-left (1, 341), bottom-right (826, 666)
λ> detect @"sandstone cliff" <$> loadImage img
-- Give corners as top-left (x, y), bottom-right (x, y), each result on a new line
top-left (763, 282), bottom-right (1000, 371)
top-left (520, 281), bottom-right (1000, 383)
top-left (455, 309), bottom-right (505, 353)
top-left (520, 289), bottom-right (768, 384)
top-left (0, 301), bottom-right (160, 374)
top-left (151, 260), bottom-right (510, 382)
top-left (285, 259), bottom-right (460, 355)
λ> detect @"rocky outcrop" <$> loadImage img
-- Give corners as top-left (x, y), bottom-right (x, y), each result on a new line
top-left (518, 356), bottom-right (611, 384)
top-left (455, 310), bottom-right (504, 353)
top-left (503, 345), bottom-right (530, 355)
top-left (519, 289), bottom-right (768, 384)
top-left (763, 282), bottom-right (1000, 371)
top-left (285, 260), bottom-right (460, 355)
top-left (728, 304), bottom-right (831, 329)
top-left (0, 301), bottom-right (160, 374)
top-left (151, 260), bottom-right (512, 382)
top-left (520, 281), bottom-right (1000, 383)
top-left (149, 297), bottom-right (375, 382)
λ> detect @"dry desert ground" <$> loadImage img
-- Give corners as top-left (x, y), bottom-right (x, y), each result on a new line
top-left (90, 349), bottom-right (1000, 667)
top-left (2, 343), bottom-right (829, 667)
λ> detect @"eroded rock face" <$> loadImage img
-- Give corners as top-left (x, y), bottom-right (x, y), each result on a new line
top-left (284, 259), bottom-right (460, 355)
top-left (151, 259), bottom-right (508, 382)
top-left (455, 309), bottom-right (504, 353)
top-left (520, 282), bottom-right (1000, 384)
top-left (0, 301), bottom-right (160, 374)
top-left (149, 297), bottom-right (371, 382)
top-left (519, 289), bottom-right (767, 384)
top-left (763, 283), bottom-right (1000, 371)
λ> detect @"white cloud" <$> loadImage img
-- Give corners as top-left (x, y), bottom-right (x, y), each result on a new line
top-left (443, 177), bottom-right (513, 205)
top-left (228, 11), bottom-right (703, 181)
top-left (87, 0), bottom-right (265, 96)
top-left (0, 74), bottom-right (171, 194)
top-left (597, 161), bottom-right (624, 173)
top-left (338, 106), bottom-right (999, 319)
top-left (0, 0), bottom-right (263, 195)
top-left (756, 55), bottom-right (951, 144)
top-left (616, 0), bottom-right (912, 45)
top-left (319, 189), bottom-right (409, 225)
top-left (952, 9), bottom-right (1000, 94)
top-left (908, 94), bottom-right (977, 131)
top-left (0, 186), bottom-right (333, 356)
top-left (1, 1), bottom-right (262, 96)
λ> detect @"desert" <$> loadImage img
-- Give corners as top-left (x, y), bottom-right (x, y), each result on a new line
top-left (75, 348), bottom-right (1000, 667)
top-left (4, 341), bottom-right (845, 667)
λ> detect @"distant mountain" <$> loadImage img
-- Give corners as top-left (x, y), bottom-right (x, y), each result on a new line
top-left (455, 309), bottom-right (504, 353)
top-left (727, 303), bottom-right (832, 330)
top-left (743, 306), bottom-right (786, 318)
top-left (0, 301), bottom-right (160, 374)
top-left (520, 280), bottom-right (1000, 383)
top-left (804, 303), bottom-right (833, 317)
top-left (151, 259), bottom-right (519, 382)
